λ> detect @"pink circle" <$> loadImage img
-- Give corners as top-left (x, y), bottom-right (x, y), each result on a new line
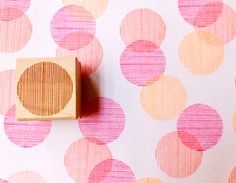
top-left (79, 97), bottom-right (125, 144)
top-left (120, 9), bottom-right (166, 46)
top-left (4, 105), bottom-right (52, 148)
top-left (0, 70), bottom-right (15, 115)
top-left (156, 132), bottom-right (203, 178)
top-left (51, 5), bottom-right (96, 50)
top-left (88, 159), bottom-right (135, 183)
top-left (120, 40), bottom-right (166, 86)
top-left (0, 0), bottom-right (31, 21)
top-left (177, 104), bottom-right (223, 151)
top-left (0, 14), bottom-right (32, 52)
top-left (198, 4), bottom-right (236, 44)
top-left (178, 0), bottom-right (223, 27)
top-left (8, 171), bottom-right (46, 183)
top-left (229, 166), bottom-right (236, 183)
top-left (57, 37), bottom-right (103, 75)
top-left (0, 179), bottom-right (8, 183)
top-left (64, 138), bottom-right (112, 183)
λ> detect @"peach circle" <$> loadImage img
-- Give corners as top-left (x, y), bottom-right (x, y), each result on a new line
top-left (0, 14), bottom-right (32, 52)
top-left (57, 37), bottom-right (103, 76)
top-left (179, 30), bottom-right (224, 75)
top-left (64, 138), bottom-right (112, 183)
top-left (88, 159), bottom-right (135, 183)
top-left (178, 0), bottom-right (223, 27)
top-left (136, 178), bottom-right (162, 183)
top-left (8, 171), bottom-right (46, 183)
top-left (156, 132), bottom-right (203, 178)
top-left (17, 62), bottom-right (73, 116)
top-left (51, 5), bottom-right (96, 50)
top-left (62, 0), bottom-right (109, 18)
top-left (79, 97), bottom-right (125, 145)
top-left (198, 4), bottom-right (236, 44)
top-left (120, 9), bottom-right (166, 46)
top-left (4, 105), bottom-right (52, 148)
top-left (229, 166), bottom-right (236, 183)
top-left (177, 104), bottom-right (223, 151)
top-left (232, 111), bottom-right (236, 133)
top-left (140, 75), bottom-right (187, 121)
top-left (0, 70), bottom-right (15, 115)
top-left (120, 40), bottom-right (166, 86)
top-left (0, 0), bottom-right (31, 21)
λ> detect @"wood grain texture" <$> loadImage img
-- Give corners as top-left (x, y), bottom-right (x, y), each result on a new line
top-left (16, 57), bottom-right (80, 120)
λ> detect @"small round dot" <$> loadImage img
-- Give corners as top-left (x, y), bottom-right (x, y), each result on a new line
top-left (79, 97), bottom-right (125, 144)
top-left (198, 4), bottom-right (236, 44)
top-left (156, 132), bottom-right (203, 178)
top-left (177, 104), bottom-right (223, 151)
top-left (51, 5), bottom-right (96, 50)
top-left (8, 171), bottom-right (46, 183)
top-left (57, 37), bottom-right (103, 76)
top-left (0, 70), bottom-right (15, 115)
top-left (64, 138), bottom-right (112, 183)
top-left (4, 105), bottom-right (51, 148)
top-left (179, 30), bottom-right (224, 75)
top-left (0, 0), bottom-right (31, 21)
top-left (120, 9), bottom-right (166, 46)
top-left (120, 40), bottom-right (166, 86)
top-left (140, 75), bottom-right (187, 120)
top-left (229, 166), bottom-right (236, 183)
top-left (62, 0), bottom-right (109, 17)
top-left (0, 14), bottom-right (32, 52)
top-left (88, 159), bottom-right (135, 183)
top-left (178, 0), bottom-right (223, 27)
top-left (17, 62), bottom-right (73, 116)
top-left (136, 178), bottom-right (162, 183)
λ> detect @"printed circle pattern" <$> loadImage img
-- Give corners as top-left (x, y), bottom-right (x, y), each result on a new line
top-left (229, 166), bottom-right (236, 183)
top-left (8, 171), bottom-right (46, 183)
top-left (136, 178), bottom-right (162, 183)
top-left (4, 105), bottom-right (52, 148)
top-left (51, 5), bottom-right (96, 50)
top-left (120, 40), bottom-right (166, 86)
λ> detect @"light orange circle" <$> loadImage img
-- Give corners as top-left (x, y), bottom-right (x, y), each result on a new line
top-left (120, 9), bottom-right (166, 46)
top-left (17, 62), bottom-right (73, 116)
top-left (62, 0), bottom-right (109, 18)
top-left (8, 171), bottom-right (46, 183)
top-left (136, 178), bottom-right (162, 183)
top-left (140, 75), bottom-right (187, 121)
top-left (179, 30), bottom-right (224, 75)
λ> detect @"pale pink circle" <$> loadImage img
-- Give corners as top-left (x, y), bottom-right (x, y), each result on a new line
top-left (51, 5), bottom-right (96, 50)
top-left (4, 105), bottom-right (52, 148)
top-left (0, 179), bottom-right (8, 183)
top-left (64, 138), bottom-right (112, 183)
top-left (0, 70), bottom-right (15, 115)
top-left (198, 4), bottom-right (236, 44)
top-left (120, 40), bottom-right (166, 86)
top-left (178, 0), bottom-right (223, 27)
top-left (156, 132), bottom-right (203, 178)
top-left (177, 104), bottom-right (223, 151)
top-left (0, 0), bottom-right (31, 21)
top-left (79, 97), bottom-right (125, 145)
top-left (229, 166), bottom-right (236, 183)
top-left (0, 14), bottom-right (32, 52)
top-left (57, 37), bottom-right (103, 75)
top-left (8, 171), bottom-right (46, 183)
top-left (88, 159), bottom-right (135, 183)
top-left (120, 9), bottom-right (166, 46)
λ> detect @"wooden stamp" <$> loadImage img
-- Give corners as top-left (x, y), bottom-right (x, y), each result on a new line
top-left (16, 57), bottom-right (80, 120)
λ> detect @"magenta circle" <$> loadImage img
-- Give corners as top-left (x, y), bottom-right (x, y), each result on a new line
top-left (177, 104), bottom-right (223, 151)
top-left (4, 105), bottom-right (52, 148)
top-left (79, 97), bottom-right (125, 145)
top-left (50, 5), bottom-right (96, 50)
top-left (120, 40), bottom-right (166, 86)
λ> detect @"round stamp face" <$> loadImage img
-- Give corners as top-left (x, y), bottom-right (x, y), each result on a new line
top-left (17, 62), bottom-right (73, 116)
